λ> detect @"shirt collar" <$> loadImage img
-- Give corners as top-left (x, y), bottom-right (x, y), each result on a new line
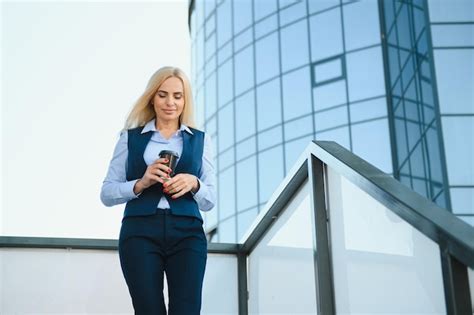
top-left (141, 118), bottom-right (194, 135)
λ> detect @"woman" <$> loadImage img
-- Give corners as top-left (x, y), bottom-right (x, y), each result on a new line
top-left (100, 66), bottom-right (216, 314)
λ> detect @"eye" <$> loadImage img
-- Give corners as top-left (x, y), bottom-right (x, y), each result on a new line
top-left (157, 93), bottom-right (166, 98)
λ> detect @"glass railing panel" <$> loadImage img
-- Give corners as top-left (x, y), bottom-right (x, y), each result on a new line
top-left (326, 166), bottom-right (446, 314)
top-left (248, 179), bottom-right (318, 314)
top-left (0, 248), bottom-right (237, 314)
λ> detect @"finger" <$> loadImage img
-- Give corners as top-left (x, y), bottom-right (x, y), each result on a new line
top-left (153, 158), bottom-right (169, 165)
top-left (171, 187), bottom-right (188, 199)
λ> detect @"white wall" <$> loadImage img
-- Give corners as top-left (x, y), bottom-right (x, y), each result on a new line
top-left (1, 1), bottom-right (191, 239)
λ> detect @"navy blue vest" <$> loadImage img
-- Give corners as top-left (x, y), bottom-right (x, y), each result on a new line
top-left (124, 125), bottom-right (205, 221)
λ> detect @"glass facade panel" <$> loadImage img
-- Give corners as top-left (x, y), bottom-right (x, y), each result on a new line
top-left (313, 79), bottom-right (347, 111)
top-left (309, 7), bottom-right (343, 62)
top-left (218, 166), bottom-right (235, 220)
top-left (205, 73), bottom-right (217, 119)
top-left (316, 126), bottom-right (350, 150)
top-left (234, 45), bottom-right (254, 95)
top-left (258, 125), bottom-right (283, 151)
top-left (254, 0), bottom-right (278, 21)
top-left (236, 136), bottom-right (256, 161)
top-left (217, 0), bottom-right (231, 48)
top-left (255, 14), bottom-right (278, 39)
top-left (235, 90), bottom-right (256, 141)
top-left (218, 104), bottom-right (234, 152)
top-left (237, 207), bottom-right (259, 241)
top-left (326, 167), bottom-right (446, 313)
top-left (236, 156), bottom-right (258, 211)
top-left (284, 115), bottom-right (312, 141)
top-left (234, 28), bottom-right (253, 52)
top-left (350, 97), bottom-right (387, 123)
top-left (314, 105), bottom-right (348, 131)
top-left (450, 188), bottom-right (474, 215)
top-left (217, 59), bottom-right (233, 107)
top-left (256, 32), bottom-right (280, 84)
top-left (280, 20), bottom-right (309, 72)
top-left (314, 57), bottom-right (343, 84)
top-left (428, 0), bottom-right (474, 22)
top-left (257, 78), bottom-right (282, 130)
top-left (279, 0), bottom-right (306, 26)
top-left (233, 0), bottom-right (252, 35)
top-left (308, 0), bottom-right (339, 14)
top-left (258, 145), bottom-right (284, 203)
top-left (431, 24), bottom-right (474, 47)
top-left (282, 66), bottom-right (312, 121)
top-left (343, 0), bottom-right (380, 51)
top-left (219, 216), bottom-right (236, 242)
top-left (284, 135), bottom-right (313, 171)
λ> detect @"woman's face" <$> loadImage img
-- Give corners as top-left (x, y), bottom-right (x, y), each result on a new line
top-left (153, 76), bottom-right (185, 124)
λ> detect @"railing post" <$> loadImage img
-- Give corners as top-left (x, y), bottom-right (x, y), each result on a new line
top-left (237, 251), bottom-right (248, 315)
top-left (308, 153), bottom-right (336, 314)
top-left (439, 244), bottom-right (473, 314)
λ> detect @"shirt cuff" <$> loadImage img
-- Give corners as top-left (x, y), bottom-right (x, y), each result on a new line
top-left (191, 178), bottom-right (206, 201)
top-left (119, 179), bottom-right (141, 199)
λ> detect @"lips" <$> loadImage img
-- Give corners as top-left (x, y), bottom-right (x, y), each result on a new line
top-left (163, 110), bottom-right (175, 114)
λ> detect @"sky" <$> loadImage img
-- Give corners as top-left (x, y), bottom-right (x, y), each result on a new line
top-left (1, 0), bottom-right (191, 238)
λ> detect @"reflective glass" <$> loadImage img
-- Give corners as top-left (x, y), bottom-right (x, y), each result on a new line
top-left (315, 126), bottom-right (350, 150)
top-left (235, 90), bottom-right (256, 141)
top-left (204, 0), bottom-right (216, 19)
top-left (218, 166), bottom-right (235, 219)
top-left (218, 147), bottom-right (234, 171)
top-left (217, 59), bottom-right (233, 106)
top-left (425, 126), bottom-right (443, 183)
top-left (343, 0), bottom-right (381, 51)
top-left (254, 0), bottom-right (278, 21)
top-left (350, 97), bottom-right (387, 123)
top-left (234, 28), bottom-right (253, 52)
top-left (396, 4), bottom-right (412, 50)
top-left (394, 117), bottom-right (409, 164)
top-left (346, 46), bottom-right (385, 102)
top-left (205, 73), bottom-right (217, 120)
top-left (217, 0), bottom-right (232, 48)
top-left (313, 79), bottom-right (347, 111)
top-left (255, 14), bottom-right (278, 39)
top-left (217, 40), bottom-right (232, 65)
top-left (236, 136), bottom-right (256, 161)
top-left (450, 188), bottom-right (474, 215)
top-left (237, 207), bottom-right (259, 242)
top-left (218, 103), bottom-right (234, 153)
top-left (434, 50), bottom-right (474, 114)
top-left (431, 24), bottom-right (474, 47)
top-left (284, 115), bottom-right (313, 141)
top-left (280, 20), bottom-right (309, 72)
top-left (284, 135), bottom-right (313, 171)
top-left (256, 32), bottom-right (280, 84)
top-left (205, 33), bottom-right (216, 61)
top-left (314, 105), bottom-right (348, 131)
top-left (258, 125), bottom-right (283, 151)
top-left (282, 66), bottom-right (312, 121)
top-left (205, 55), bottom-right (216, 78)
top-left (196, 89), bottom-right (205, 127)
top-left (233, 0), bottom-right (253, 35)
top-left (351, 119), bottom-right (393, 173)
top-left (428, 0), bottom-right (474, 22)
top-left (258, 145), bottom-right (284, 202)
top-left (442, 116), bottom-right (474, 185)
top-left (257, 78), bottom-right (282, 130)
top-left (206, 13), bottom-right (216, 39)
top-left (314, 57), bottom-right (343, 84)
top-left (326, 167), bottom-right (446, 314)
top-left (308, 0), bottom-right (339, 14)
top-left (219, 216), bottom-right (236, 242)
top-left (197, 31), bottom-right (204, 72)
top-left (248, 180), bottom-right (317, 314)
top-left (279, 0), bottom-right (306, 26)
top-left (236, 156), bottom-right (258, 211)
top-left (234, 46), bottom-right (254, 95)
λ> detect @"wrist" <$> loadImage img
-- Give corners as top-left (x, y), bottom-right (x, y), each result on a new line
top-left (133, 179), bottom-right (145, 195)
top-left (191, 176), bottom-right (200, 194)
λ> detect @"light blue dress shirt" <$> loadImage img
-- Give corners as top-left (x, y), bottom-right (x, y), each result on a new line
top-left (100, 119), bottom-right (216, 211)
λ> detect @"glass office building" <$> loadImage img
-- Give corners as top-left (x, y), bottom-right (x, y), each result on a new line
top-left (188, 0), bottom-right (474, 242)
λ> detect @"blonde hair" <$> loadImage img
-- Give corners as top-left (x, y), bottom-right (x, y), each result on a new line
top-left (124, 66), bottom-right (195, 130)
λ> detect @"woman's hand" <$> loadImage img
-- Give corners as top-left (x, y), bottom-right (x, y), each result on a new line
top-left (162, 173), bottom-right (199, 199)
top-left (134, 158), bottom-right (171, 195)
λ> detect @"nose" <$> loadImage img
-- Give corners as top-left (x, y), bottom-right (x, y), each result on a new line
top-left (166, 96), bottom-right (175, 106)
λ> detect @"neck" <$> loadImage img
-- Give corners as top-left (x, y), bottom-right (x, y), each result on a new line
top-left (155, 119), bottom-right (179, 131)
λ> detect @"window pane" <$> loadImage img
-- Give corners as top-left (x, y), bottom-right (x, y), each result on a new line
top-left (236, 136), bottom-right (256, 161)
top-left (258, 145), bottom-right (284, 202)
top-left (450, 188), bottom-right (474, 215)
top-left (343, 0), bottom-right (381, 51)
top-left (313, 79), bottom-right (347, 111)
top-left (217, 0), bottom-right (232, 47)
top-left (284, 115), bottom-right (313, 141)
top-left (206, 13), bottom-right (216, 39)
top-left (219, 216), bottom-right (236, 242)
top-left (308, 0), bottom-right (339, 14)
top-left (428, 0), bottom-right (474, 22)
top-left (282, 66), bottom-right (312, 121)
top-left (255, 14), bottom-right (278, 39)
top-left (314, 57), bottom-right (343, 84)
top-left (351, 119), bottom-right (392, 173)
top-left (237, 207), bottom-right (259, 241)
top-left (205, 33), bottom-right (216, 61)
top-left (205, 73), bottom-right (217, 120)
top-left (279, 0), bottom-right (306, 26)
top-left (234, 28), bottom-right (253, 52)
top-left (434, 50), bottom-right (474, 114)
top-left (235, 90), bottom-right (256, 141)
top-left (254, 0), bottom-right (278, 21)
top-left (233, 0), bottom-right (252, 35)
top-left (316, 126), bottom-right (350, 150)
top-left (218, 40), bottom-right (232, 65)
top-left (218, 147), bottom-right (234, 171)
top-left (310, 7), bottom-right (343, 62)
top-left (235, 46), bottom-right (254, 95)
top-left (258, 125), bottom-right (283, 151)
top-left (280, 20), bottom-right (309, 72)
top-left (256, 32), bottom-right (280, 84)
top-left (314, 106), bottom-right (348, 131)
top-left (442, 116), bottom-right (474, 185)
top-left (257, 78), bottom-right (282, 130)
top-left (350, 97), bottom-right (387, 123)
top-left (346, 46), bottom-right (385, 102)
top-left (236, 156), bottom-right (258, 210)
top-left (431, 24), bottom-right (474, 47)
top-left (218, 166), bottom-right (235, 219)
top-left (218, 59), bottom-right (233, 107)
top-left (218, 103), bottom-right (234, 152)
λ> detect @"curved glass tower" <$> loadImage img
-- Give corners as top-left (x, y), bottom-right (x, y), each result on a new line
top-left (189, 0), bottom-right (473, 242)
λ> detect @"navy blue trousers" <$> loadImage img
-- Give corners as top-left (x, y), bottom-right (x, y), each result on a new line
top-left (118, 209), bottom-right (207, 315)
